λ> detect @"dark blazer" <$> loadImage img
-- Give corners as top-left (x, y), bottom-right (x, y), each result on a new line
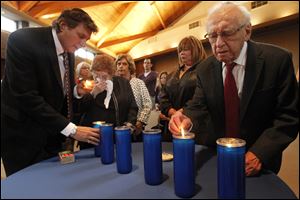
top-left (1, 27), bottom-right (75, 175)
top-left (184, 40), bottom-right (299, 173)
top-left (159, 62), bottom-right (199, 116)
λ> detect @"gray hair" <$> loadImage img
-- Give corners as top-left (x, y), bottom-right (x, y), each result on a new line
top-left (76, 61), bottom-right (91, 76)
top-left (206, 2), bottom-right (251, 31)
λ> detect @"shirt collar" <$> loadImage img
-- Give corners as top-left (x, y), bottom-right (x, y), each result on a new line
top-left (52, 28), bottom-right (64, 56)
top-left (222, 41), bottom-right (248, 69)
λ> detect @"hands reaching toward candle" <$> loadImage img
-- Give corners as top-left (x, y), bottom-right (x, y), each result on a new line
top-left (169, 111), bottom-right (193, 135)
top-left (90, 79), bottom-right (107, 98)
top-left (70, 126), bottom-right (100, 145)
top-left (245, 151), bottom-right (262, 176)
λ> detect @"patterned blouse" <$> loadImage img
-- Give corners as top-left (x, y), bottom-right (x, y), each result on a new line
top-left (130, 77), bottom-right (152, 124)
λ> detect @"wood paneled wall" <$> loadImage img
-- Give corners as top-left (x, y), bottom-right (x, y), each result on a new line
top-left (135, 20), bottom-right (299, 77)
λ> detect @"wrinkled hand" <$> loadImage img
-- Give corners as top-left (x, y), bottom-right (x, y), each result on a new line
top-left (71, 126), bottom-right (100, 145)
top-left (168, 111), bottom-right (192, 135)
top-left (245, 151), bottom-right (262, 176)
top-left (90, 80), bottom-right (107, 98)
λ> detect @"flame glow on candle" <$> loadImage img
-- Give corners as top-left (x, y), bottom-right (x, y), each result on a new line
top-left (83, 80), bottom-right (94, 90)
top-left (180, 127), bottom-right (185, 138)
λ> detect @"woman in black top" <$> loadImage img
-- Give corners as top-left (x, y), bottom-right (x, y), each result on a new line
top-left (78, 54), bottom-right (138, 128)
top-left (159, 36), bottom-right (207, 140)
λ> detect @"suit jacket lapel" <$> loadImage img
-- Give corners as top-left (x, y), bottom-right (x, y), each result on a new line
top-left (240, 41), bottom-right (264, 121)
top-left (45, 28), bottom-right (64, 95)
top-left (211, 59), bottom-right (225, 122)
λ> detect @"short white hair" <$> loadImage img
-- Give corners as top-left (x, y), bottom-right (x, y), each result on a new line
top-left (76, 61), bottom-right (91, 76)
top-left (206, 1), bottom-right (251, 31)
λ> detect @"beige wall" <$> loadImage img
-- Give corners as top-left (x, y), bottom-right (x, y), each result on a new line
top-left (136, 21), bottom-right (299, 77)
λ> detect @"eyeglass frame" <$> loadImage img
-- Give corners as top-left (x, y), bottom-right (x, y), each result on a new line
top-left (204, 23), bottom-right (246, 42)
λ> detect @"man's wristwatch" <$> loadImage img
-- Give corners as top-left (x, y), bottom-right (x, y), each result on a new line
top-left (69, 125), bottom-right (77, 138)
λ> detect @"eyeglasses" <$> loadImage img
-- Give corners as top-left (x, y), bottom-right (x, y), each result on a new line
top-left (204, 24), bottom-right (246, 42)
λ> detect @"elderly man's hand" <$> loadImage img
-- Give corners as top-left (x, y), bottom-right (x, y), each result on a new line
top-left (245, 151), bottom-right (262, 176)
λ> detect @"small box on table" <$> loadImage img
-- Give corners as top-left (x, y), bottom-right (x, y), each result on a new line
top-left (58, 151), bottom-right (75, 164)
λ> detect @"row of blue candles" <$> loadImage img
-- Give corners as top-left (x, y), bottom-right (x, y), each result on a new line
top-left (92, 121), bottom-right (246, 199)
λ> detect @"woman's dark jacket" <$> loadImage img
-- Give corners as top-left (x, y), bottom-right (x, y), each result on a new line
top-left (79, 76), bottom-right (138, 127)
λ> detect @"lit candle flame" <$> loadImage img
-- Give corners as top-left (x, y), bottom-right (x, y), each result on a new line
top-left (83, 80), bottom-right (94, 90)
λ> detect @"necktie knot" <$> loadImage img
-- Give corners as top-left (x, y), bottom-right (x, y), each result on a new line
top-left (226, 62), bottom-right (236, 72)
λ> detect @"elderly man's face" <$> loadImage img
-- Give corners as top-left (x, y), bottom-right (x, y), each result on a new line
top-left (206, 8), bottom-right (251, 64)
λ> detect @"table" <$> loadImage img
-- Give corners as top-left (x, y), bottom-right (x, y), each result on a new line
top-left (1, 143), bottom-right (297, 199)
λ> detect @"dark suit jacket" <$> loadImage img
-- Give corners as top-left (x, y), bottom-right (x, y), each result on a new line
top-left (184, 40), bottom-right (299, 173)
top-left (1, 27), bottom-right (75, 175)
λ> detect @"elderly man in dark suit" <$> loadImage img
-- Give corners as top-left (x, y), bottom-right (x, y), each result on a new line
top-left (169, 2), bottom-right (298, 176)
top-left (1, 8), bottom-right (100, 176)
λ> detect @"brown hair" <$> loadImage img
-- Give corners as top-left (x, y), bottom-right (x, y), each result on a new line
top-left (115, 54), bottom-right (136, 75)
top-left (52, 8), bottom-right (98, 33)
top-left (155, 71), bottom-right (168, 91)
top-left (177, 36), bottom-right (207, 65)
top-left (91, 54), bottom-right (115, 75)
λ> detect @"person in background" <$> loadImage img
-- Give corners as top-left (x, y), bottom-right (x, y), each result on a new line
top-left (159, 35), bottom-right (207, 141)
top-left (169, 2), bottom-right (299, 176)
top-left (115, 54), bottom-right (152, 141)
top-left (77, 54), bottom-right (138, 137)
top-left (154, 71), bottom-right (171, 141)
top-left (155, 71), bottom-right (168, 106)
top-left (1, 8), bottom-right (100, 176)
top-left (73, 61), bottom-right (93, 124)
top-left (138, 58), bottom-right (158, 108)
top-left (75, 61), bottom-right (92, 83)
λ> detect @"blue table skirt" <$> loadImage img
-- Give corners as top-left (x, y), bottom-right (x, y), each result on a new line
top-left (1, 143), bottom-right (297, 199)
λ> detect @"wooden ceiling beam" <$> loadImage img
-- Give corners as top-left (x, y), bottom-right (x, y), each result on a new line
top-left (97, 2), bottom-right (138, 48)
top-left (28, 1), bottom-right (131, 18)
top-left (149, 1), bottom-right (166, 29)
top-left (19, 1), bottom-right (39, 12)
top-left (1, 1), bottom-right (19, 10)
top-left (99, 30), bottom-right (159, 48)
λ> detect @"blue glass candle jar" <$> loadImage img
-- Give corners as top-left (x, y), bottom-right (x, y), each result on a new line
top-left (92, 121), bottom-right (105, 157)
top-left (100, 123), bottom-right (114, 164)
top-left (114, 126), bottom-right (132, 174)
top-left (173, 132), bottom-right (195, 198)
top-left (217, 138), bottom-right (246, 199)
top-left (143, 129), bottom-right (163, 185)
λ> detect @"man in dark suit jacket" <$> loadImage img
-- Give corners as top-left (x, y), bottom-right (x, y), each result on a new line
top-left (169, 2), bottom-right (298, 176)
top-left (1, 8), bottom-right (100, 176)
